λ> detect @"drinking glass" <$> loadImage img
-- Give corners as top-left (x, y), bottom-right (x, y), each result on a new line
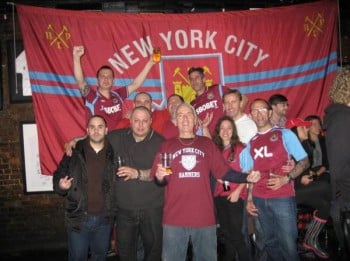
top-left (152, 47), bottom-right (161, 62)
top-left (160, 153), bottom-right (172, 174)
top-left (115, 155), bottom-right (125, 170)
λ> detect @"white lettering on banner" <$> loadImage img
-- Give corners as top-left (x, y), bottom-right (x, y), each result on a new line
top-left (108, 36), bottom-right (153, 74)
top-left (195, 100), bottom-right (218, 114)
top-left (120, 45), bottom-right (139, 66)
top-left (108, 31), bottom-right (270, 74)
top-left (159, 31), bottom-right (172, 50)
top-left (159, 30), bottom-right (217, 50)
top-left (254, 49), bottom-right (270, 67)
top-left (108, 53), bottom-right (129, 74)
top-left (205, 30), bottom-right (217, 49)
top-left (101, 104), bottom-right (122, 114)
top-left (175, 30), bottom-right (188, 49)
top-left (179, 172), bottom-right (200, 178)
top-left (191, 30), bottom-right (204, 48)
top-left (254, 146), bottom-right (273, 160)
top-left (224, 35), bottom-right (270, 67)
top-left (133, 37), bottom-right (153, 57)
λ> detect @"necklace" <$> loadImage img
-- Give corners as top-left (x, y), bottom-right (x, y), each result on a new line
top-left (178, 136), bottom-right (197, 146)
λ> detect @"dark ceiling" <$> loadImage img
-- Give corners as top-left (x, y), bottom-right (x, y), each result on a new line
top-left (0, 0), bottom-right (344, 12)
top-left (0, 0), bottom-right (349, 36)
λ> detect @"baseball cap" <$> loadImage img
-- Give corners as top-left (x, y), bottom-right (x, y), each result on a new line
top-left (285, 118), bottom-right (312, 129)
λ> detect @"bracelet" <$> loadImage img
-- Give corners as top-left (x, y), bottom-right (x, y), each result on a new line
top-left (137, 169), bottom-right (141, 180)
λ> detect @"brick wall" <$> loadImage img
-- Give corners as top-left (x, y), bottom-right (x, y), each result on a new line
top-left (0, 14), bottom-right (66, 254)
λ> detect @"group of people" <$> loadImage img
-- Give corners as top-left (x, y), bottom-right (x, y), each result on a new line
top-left (52, 45), bottom-right (350, 261)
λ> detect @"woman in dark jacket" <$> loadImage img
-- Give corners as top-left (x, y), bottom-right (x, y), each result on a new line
top-left (287, 118), bottom-right (331, 259)
top-left (304, 115), bottom-right (329, 182)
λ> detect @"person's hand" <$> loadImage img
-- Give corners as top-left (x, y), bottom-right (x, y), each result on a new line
top-left (315, 166), bottom-right (326, 177)
top-left (267, 174), bottom-right (289, 190)
top-left (200, 112), bottom-right (213, 128)
top-left (301, 174), bottom-right (313, 185)
top-left (117, 166), bottom-right (138, 181)
top-left (64, 138), bottom-right (77, 157)
top-left (216, 179), bottom-right (224, 184)
top-left (281, 159), bottom-right (295, 173)
top-left (73, 46), bottom-right (85, 58)
top-left (247, 171), bottom-right (260, 183)
top-left (149, 51), bottom-right (161, 65)
top-left (199, 112), bottom-right (213, 139)
top-left (155, 164), bottom-right (169, 182)
top-left (227, 188), bottom-right (240, 203)
top-left (246, 200), bottom-right (258, 216)
top-left (58, 176), bottom-right (73, 190)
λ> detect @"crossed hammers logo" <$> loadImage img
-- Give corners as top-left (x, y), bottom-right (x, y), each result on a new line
top-left (304, 13), bottom-right (324, 38)
top-left (45, 24), bottom-right (71, 49)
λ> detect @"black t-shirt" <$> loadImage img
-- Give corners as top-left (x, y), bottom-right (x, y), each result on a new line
top-left (107, 128), bottom-right (164, 210)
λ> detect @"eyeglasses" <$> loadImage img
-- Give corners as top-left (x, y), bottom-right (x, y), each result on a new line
top-left (250, 108), bottom-right (269, 116)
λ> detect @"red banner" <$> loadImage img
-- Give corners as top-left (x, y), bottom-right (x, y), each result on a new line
top-left (17, 0), bottom-right (338, 175)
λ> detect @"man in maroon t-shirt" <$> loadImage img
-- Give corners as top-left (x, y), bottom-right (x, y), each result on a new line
top-left (73, 45), bottom-right (158, 130)
top-left (151, 103), bottom-right (260, 261)
top-left (189, 67), bottom-right (225, 134)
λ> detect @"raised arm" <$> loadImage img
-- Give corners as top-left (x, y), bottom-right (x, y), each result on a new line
top-left (127, 56), bottom-right (157, 95)
top-left (73, 45), bottom-right (89, 96)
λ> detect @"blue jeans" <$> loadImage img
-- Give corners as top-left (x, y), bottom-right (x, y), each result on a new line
top-left (67, 214), bottom-right (112, 261)
top-left (253, 197), bottom-right (299, 261)
top-left (162, 225), bottom-right (217, 261)
top-left (116, 207), bottom-right (163, 261)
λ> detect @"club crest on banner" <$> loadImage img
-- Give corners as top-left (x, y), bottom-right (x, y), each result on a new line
top-left (181, 155), bottom-right (197, 171)
top-left (45, 24), bottom-right (71, 49)
top-left (161, 53), bottom-right (225, 106)
top-left (304, 13), bottom-right (325, 38)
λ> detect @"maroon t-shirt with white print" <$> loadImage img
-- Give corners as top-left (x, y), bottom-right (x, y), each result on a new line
top-left (150, 135), bottom-right (230, 227)
top-left (190, 84), bottom-right (224, 135)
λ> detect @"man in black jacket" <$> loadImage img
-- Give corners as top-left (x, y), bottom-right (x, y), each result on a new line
top-left (53, 115), bottom-right (115, 261)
